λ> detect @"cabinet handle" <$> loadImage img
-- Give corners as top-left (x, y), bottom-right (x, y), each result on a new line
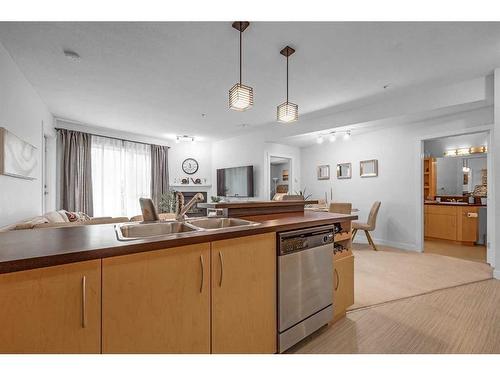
top-left (219, 251), bottom-right (224, 287)
top-left (81, 276), bottom-right (87, 328)
top-left (334, 269), bottom-right (340, 291)
top-left (199, 254), bottom-right (204, 293)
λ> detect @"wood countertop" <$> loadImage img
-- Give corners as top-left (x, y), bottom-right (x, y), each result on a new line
top-left (0, 211), bottom-right (357, 274)
top-left (198, 200), bottom-right (318, 209)
top-left (424, 202), bottom-right (486, 207)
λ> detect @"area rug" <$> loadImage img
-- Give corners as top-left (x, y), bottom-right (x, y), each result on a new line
top-left (349, 244), bottom-right (493, 310)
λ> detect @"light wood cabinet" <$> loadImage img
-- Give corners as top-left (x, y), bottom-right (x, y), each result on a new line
top-left (102, 243), bottom-right (211, 353)
top-left (423, 157), bottom-right (437, 200)
top-left (424, 204), bottom-right (479, 245)
top-left (457, 206), bottom-right (479, 244)
top-left (0, 260), bottom-right (101, 353)
top-left (211, 233), bottom-right (277, 354)
top-left (333, 254), bottom-right (354, 322)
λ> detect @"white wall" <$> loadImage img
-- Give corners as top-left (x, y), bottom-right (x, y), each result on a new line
top-left (211, 134), bottom-right (301, 200)
top-left (300, 106), bottom-right (493, 251)
top-left (0, 42), bottom-right (53, 227)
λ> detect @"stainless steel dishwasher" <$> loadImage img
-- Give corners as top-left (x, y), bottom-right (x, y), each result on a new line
top-left (277, 225), bottom-right (334, 353)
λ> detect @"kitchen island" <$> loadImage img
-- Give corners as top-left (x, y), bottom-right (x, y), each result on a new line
top-left (0, 211), bottom-right (356, 354)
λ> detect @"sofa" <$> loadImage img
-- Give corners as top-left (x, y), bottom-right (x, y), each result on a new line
top-left (0, 210), bottom-right (129, 232)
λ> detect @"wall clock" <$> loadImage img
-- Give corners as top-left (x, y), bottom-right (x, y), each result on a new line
top-left (182, 158), bottom-right (199, 175)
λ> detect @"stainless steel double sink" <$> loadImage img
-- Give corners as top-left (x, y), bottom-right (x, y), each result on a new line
top-left (115, 217), bottom-right (260, 241)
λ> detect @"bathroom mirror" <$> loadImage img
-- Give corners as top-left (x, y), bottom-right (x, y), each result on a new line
top-left (317, 165), bottom-right (330, 180)
top-left (360, 159), bottom-right (378, 177)
top-left (336, 163), bottom-right (352, 179)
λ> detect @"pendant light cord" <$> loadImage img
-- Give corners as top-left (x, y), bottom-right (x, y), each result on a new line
top-left (239, 28), bottom-right (242, 84)
top-left (286, 55), bottom-right (289, 102)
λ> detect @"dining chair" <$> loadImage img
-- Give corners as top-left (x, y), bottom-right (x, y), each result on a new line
top-left (329, 202), bottom-right (352, 214)
top-left (352, 201), bottom-right (381, 251)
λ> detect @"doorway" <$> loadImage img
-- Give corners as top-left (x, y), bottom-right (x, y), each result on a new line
top-left (269, 156), bottom-right (291, 200)
top-left (421, 131), bottom-right (490, 263)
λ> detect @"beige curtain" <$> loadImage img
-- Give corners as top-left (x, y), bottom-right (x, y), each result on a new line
top-left (151, 145), bottom-right (169, 209)
top-left (57, 129), bottom-right (94, 216)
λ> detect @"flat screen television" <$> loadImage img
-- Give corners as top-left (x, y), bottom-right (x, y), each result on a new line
top-left (216, 165), bottom-right (254, 197)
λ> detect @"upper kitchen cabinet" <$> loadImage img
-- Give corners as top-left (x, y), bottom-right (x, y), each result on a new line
top-left (0, 260), bottom-right (101, 353)
top-left (211, 233), bottom-right (277, 354)
top-left (102, 243), bottom-right (211, 353)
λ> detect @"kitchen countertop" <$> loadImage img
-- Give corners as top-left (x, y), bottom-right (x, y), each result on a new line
top-left (424, 201), bottom-right (486, 207)
top-left (198, 200), bottom-right (318, 208)
top-left (0, 211), bottom-right (357, 274)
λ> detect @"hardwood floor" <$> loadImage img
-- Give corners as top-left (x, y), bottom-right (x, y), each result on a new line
top-left (288, 279), bottom-right (500, 354)
top-left (424, 239), bottom-right (486, 262)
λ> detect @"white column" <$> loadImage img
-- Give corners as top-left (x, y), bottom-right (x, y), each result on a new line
top-left (493, 69), bottom-right (500, 279)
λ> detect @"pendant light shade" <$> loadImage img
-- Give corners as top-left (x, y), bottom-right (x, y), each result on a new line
top-left (277, 102), bottom-right (298, 122)
top-left (229, 83), bottom-right (254, 111)
top-left (229, 21), bottom-right (253, 111)
top-left (277, 45), bottom-right (298, 123)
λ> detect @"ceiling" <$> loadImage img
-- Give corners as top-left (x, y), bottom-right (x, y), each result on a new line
top-left (1, 22), bottom-right (500, 142)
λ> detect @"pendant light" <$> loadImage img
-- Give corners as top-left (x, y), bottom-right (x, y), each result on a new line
top-left (229, 21), bottom-right (253, 111)
top-left (277, 45), bottom-right (298, 123)
top-left (462, 159), bottom-right (470, 172)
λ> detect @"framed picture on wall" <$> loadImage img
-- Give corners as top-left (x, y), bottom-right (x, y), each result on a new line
top-left (360, 159), bottom-right (378, 178)
top-left (337, 163), bottom-right (352, 179)
top-left (317, 165), bottom-right (330, 180)
top-left (282, 169), bottom-right (289, 181)
top-left (0, 127), bottom-right (38, 180)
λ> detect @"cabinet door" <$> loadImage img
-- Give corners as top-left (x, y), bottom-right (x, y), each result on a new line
top-left (211, 233), bottom-right (276, 354)
top-left (457, 207), bottom-right (479, 243)
top-left (0, 260), bottom-right (101, 353)
top-left (425, 212), bottom-right (457, 240)
top-left (102, 243), bottom-right (210, 353)
top-left (333, 255), bottom-right (354, 320)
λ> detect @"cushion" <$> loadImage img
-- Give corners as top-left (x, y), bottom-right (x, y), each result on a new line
top-left (64, 211), bottom-right (91, 222)
top-left (43, 211), bottom-right (69, 223)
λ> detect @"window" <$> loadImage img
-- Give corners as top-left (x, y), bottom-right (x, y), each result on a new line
top-left (91, 136), bottom-right (151, 217)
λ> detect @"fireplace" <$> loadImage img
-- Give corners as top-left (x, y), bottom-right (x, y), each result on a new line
top-left (181, 191), bottom-right (208, 217)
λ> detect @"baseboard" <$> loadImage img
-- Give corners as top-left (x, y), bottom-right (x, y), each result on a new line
top-left (494, 269), bottom-right (500, 280)
top-left (352, 236), bottom-right (419, 252)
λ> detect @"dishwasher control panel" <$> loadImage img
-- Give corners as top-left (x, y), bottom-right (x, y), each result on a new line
top-left (278, 225), bottom-right (334, 255)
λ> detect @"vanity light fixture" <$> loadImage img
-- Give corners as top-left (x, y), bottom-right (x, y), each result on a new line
top-left (316, 135), bottom-right (324, 144)
top-left (277, 46), bottom-right (298, 123)
top-left (444, 146), bottom-right (487, 157)
top-left (229, 21), bottom-right (253, 111)
top-left (470, 146), bottom-right (487, 154)
top-left (343, 130), bottom-right (351, 140)
top-left (329, 133), bottom-right (337, 142)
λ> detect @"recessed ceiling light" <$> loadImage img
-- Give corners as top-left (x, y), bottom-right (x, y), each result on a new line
top-left (63, 49), bottom-right (81, 62)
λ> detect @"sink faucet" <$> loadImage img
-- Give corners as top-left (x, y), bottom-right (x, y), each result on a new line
top-left (176, 192), bottom-right (204, 221)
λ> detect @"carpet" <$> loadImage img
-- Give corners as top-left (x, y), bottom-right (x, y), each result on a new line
top-left (349, 244), bottom-right (493, 310)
